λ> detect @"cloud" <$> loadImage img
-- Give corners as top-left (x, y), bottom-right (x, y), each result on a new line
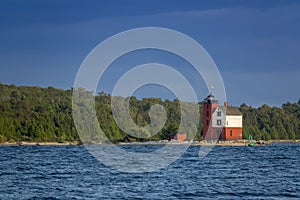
top-left (0, 2), bottom-right (299, 106)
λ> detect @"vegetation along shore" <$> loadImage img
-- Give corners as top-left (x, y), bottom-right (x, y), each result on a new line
top-left (0, 83), bottom-right (299, 144)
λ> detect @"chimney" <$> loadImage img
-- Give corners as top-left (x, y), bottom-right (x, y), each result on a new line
top-left (224, 101), bottom-right (228, 107)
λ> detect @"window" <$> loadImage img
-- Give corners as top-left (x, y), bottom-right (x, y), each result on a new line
top-left (217, 111), bottom-right (221, 116)
top-left (206, 120), bottom-right (209, 126)
top-left (230, 130), bottom-right (233, 137)
top-left (206, 111), bottom-right (209, 117)
top-left (217, 119), bottom-right (222, 125)
top-left (206, 104), bottom-right (209, 109)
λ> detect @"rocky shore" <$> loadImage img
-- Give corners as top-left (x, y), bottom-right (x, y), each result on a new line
top-left (118, 139), bottom-right (300, 146)
top-left (0, 141), bottom-right (82, 146)
top-left (0, 140), bottom-right (299, 146)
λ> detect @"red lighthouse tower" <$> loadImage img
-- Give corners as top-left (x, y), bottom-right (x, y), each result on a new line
top-left (202, 94), bottom-right (243, 140)
top-left (203, 94), bottom-right (219, 139)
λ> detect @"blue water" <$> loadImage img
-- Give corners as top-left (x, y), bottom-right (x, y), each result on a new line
top-left (0, 143), bottom-right (299, 199)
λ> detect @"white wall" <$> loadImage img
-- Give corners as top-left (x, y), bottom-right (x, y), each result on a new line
top-left (212, 107), bottom-right (226, 128)
top-left (225, 116), bottom-right (242, 128)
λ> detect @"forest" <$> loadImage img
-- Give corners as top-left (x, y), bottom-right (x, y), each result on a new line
top-left (0, 83), bottom-right (299, 143)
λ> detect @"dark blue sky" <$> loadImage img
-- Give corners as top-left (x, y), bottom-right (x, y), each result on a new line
top-left (0, 0), bottom-right (299, 106)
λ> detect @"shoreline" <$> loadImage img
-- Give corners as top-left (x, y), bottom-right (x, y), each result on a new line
top-left (0, 140), bottom-right (299, 146)
top-left (0, 141), bottom-right (81, 146)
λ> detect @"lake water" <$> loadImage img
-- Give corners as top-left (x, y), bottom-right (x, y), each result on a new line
top-left (0, 143), bottom-right (299, 199)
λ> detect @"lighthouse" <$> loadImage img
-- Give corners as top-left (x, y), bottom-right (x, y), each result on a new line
top-left (202, 94), bottom-right (243, 140)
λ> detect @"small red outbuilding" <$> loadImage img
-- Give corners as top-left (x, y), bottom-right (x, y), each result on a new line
top-left (168, 132), bottom-right (187, 142)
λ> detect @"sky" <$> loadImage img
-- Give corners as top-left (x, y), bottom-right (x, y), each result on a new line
top-left (0, 0), bottom-right (300, 107)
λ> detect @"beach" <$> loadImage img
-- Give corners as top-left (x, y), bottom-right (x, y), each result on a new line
top-left (1, 140), bottom-right (299, 146)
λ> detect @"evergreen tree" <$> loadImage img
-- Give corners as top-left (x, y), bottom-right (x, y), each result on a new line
top-left (0, 83), bottom-right (299, 142)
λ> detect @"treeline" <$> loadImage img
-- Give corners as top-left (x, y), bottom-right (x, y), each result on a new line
top-left (0, 84), bottom-right (77, 143)
top-left (0, 83), bottom-right (299, 143)
top-left (240, 102), bottom-right (300, 140)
